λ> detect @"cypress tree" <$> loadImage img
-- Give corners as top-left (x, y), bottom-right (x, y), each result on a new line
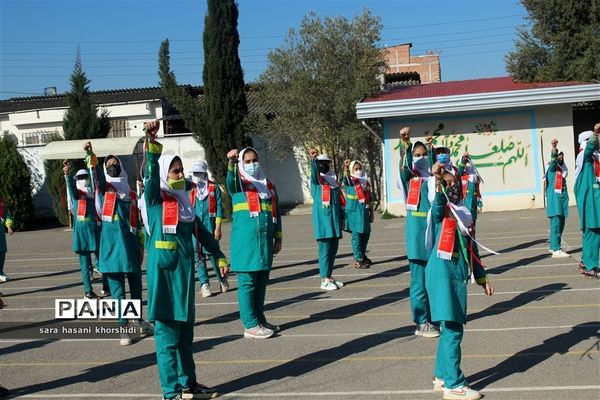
top-left (0, 137), bottom-right (34, 230)
top-left (47, 53), bottom-right (112, 225)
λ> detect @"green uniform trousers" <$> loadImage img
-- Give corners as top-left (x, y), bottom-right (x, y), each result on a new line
top-left (237, 271), bottom-right (270, 329)
top-left (196, 254), bottom-right (224, 286)
top-left (409, 259), bottom-right (431, 325)
top-left (351, 231), bottom-right (370, 262)
top-left (105, 272), bottom-right (143, 325)
top-left (549, 216), bottom-right (566, 251)
top-left (434, 321), bottom-right (467, 389)
top-left (582, 228), bottom-right (600, 271)
top-left (317, 238), bottom-right (339, 278)
top-left (154, 320), bottom-right (196, 399)
top-left (0, 251), bottom-right (5, 275)
top-left (77, 252), bottom-right (93, 294)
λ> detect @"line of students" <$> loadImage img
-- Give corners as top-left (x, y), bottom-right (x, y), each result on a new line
top-left (397, 126), bottom-right (494, 400)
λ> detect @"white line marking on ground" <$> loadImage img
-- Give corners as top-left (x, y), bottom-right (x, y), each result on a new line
top-left (14, 385), bottom-right (600, 398)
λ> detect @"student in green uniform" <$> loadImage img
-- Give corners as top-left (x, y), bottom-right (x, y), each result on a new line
top-left (63, 164), bottom-right (103, 298)
top-left (544, 139), bottom-right (570, 258)
top-left (308, 148), bottom-right (345, 291)
top-left (143, 120), bottom-right (228, 400)
top-left (85, 142), bottom-right (152, 345)
top-left (342, 159), bottom-right (374, 269)
top-left (0, 196), bottom-right (14, 282)
top-left (426, 162), bottom-right (494, 400)
top-left (226, 147), bottom-right (282, 339)
top-left (189, 160), bottom-right (229, 298)
top-left (574, 124), bottom-right (600, 278)
top-left (397, 127), bottom-right (440, 338)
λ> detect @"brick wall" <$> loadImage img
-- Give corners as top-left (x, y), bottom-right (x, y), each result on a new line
top-left (382, 44), bottom-right (441, 84)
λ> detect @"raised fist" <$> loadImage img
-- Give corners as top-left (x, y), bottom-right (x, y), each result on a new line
top-left (83, 141), bottom-right (92, 153)
top-left (344, 159), bottom-right (351, 167)
top-left (144, 120), bottom-right (160, 139)
top-left (551, 138), bottom-right (558, 147)
top-left (425, 136), bottom-right (433, 145)
top-left (227, 149), bottom-right (239, 162)
top-left (62, 159), bottom-right (69, 175)
top-left (309, 148), bottom-right (318, 159)
top-left (399, 127), bottom-right (410, 141)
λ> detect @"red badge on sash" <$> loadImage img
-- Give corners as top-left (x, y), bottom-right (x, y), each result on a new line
top-left (77, 192), bottom-right (87, 221)
top-left (189, 188), bottom-right (196, 207)
top-left (594, 159), bottom-right (600, 182)
top-left (161, 192), bottom-right (178, 234)
top-left (406, 177), bottom-right (422, 211)
top-left (554, 167), bottom-right (564, 194)
top-left (102, 191), bottom-right (117, 223)
top-left (208, 183), bottom-right (217, 217)
top-left (461, 176), bottom-right (469, 200)
top-left (437, 215), bottom-right (457, 260)
top-left (321, 184), bottom-right (331, 207)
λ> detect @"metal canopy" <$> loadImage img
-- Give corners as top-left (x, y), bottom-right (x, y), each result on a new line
top-left (40, 136), bottom-right (144, 160)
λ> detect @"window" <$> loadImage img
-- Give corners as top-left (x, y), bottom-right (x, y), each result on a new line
top-left (109, 119), bottom-right (129, 138)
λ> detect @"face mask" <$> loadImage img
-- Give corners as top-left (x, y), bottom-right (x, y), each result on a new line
top-left (192, 173), bottom-right (208, 184)
top-left (436, 154), bottom-right (449, 164)
top-left (558, 160), bottom-right (564, 166)
top-left (168, 178), bottom-right (185, 190)
top-left (76, 178), bottom-right (90, 190)
top-left (413, 156), bottom-right (430, 171)
top-left (446, 181), bottom-right (461, 205)
top-left (195, 180), bottom-right (206, 190)
top-left (106, 164), bottom-right (121, 178)
top-left (243, 162), bottom-right (261, 177)
top-left (317, 162), bottom-right (330, 174)
top-left (353, 169), bottom-right (365, 177)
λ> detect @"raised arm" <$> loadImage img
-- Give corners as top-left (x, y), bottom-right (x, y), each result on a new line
top-left (226, 149), bottom-right (241, 194)
top-left (63, 160), bottom-right (77, 216)
top-left (547, 139), bottom-right (559, 172)
top-left (308, 148), bottom-right (321, 186)
top-left (583, 126), bottom-right (599, 162)
top-left (143, 120), bottom-right (163, 207)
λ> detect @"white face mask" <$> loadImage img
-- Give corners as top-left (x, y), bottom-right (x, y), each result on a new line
top-left (352, 169), bottom-right (365, 178)
top-left (76, 178), bottom-right (90, 191)
top-left (243, 162), bottom-right (261, 177)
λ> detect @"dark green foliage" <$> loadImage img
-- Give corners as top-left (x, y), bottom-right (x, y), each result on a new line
top-left (506, 0), bottom-right (600, 82)
top-left (158, 0), bottom-right (251, 186)
top-left (0, 137), bottom-right (34, 230)
top-left (45, 159), bottom-right (70, 227)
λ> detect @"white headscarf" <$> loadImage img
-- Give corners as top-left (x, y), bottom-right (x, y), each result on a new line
top-left (574, 131), bottom-right (596, 181)
top-left (158, 154), bottom-right (195, 222)
top-left (317, 154), bottom-right (339, 188)
top-left (104, 155), bottom-right (131, 200)
top-left (238, 147), bottom-right (271, 199)
top-left (349, 161), bottom-right (368, 189)
top-left (75, 169), bottom-right (93, 198)
top-left (191, 160), bottom-right (210, 201)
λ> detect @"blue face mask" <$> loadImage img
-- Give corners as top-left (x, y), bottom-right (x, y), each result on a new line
top-left (436, 154), bottom-right (449, 164)
top-left (243, 162), bottom-right (261, 177)
top-left (413, 156), bottom-right (430, 171)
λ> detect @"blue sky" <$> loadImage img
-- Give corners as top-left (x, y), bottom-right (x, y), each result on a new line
top-left (0, 0), bottom-right (527, 100)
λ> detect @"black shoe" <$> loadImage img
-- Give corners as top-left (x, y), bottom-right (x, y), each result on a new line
top-left (182, 382), bottom-right (218, 399)
top-left (0, 386), bottom-right (9, 399)
top-left (84, 291), bottom-right (98, 299)
top-left (354, 260), bottom-right (370, 269)
top-left (364, 257), bottom-right (373, 265)
top-left (262, 321), bottom-right (281, 333)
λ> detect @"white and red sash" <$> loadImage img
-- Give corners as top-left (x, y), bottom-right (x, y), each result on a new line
top-left (244, 179), bottom-right (278, 223)
top-left (190, 183), bottom-right (218, 217)
top-left (350, 177), bottom-right (371, 209)
top-left (594, 158), bottom-right (600, 182)
top-left (77, 191), bottom-right (88, 221)
top-left (554, 165), bottom-right (565, 194)
top-left (437, 209), bottom-right (457, 261)
top-left (406, 177), bottom-right (422, 211)
top-left (102, 188), bottom-right (138, 233)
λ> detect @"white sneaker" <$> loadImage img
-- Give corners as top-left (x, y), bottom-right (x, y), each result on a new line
top-left (433, 376), bottom-right (445, 392)
top-left (443, 386), bottom-right (482, 400)
top-left (320, 278), bottom-right (338, 291)
top-left (551, 250), bottom-right (570, 258)
top-left (415, 323), bottom-right (440, 338)
top-left (220, 279), bottom-right (229, 293)
top-left (243, 325), bottom-right (274, 339)
top-left (331, 278), bottom-right (344, 288)
top-left (138, 320), bottom-right (154, 337)
top-left (119, 332), bottom-right (132, 346)
top-left (0, 274), bottom-right (9, 282)
top-left (200, 283), bottom-right (212, 298)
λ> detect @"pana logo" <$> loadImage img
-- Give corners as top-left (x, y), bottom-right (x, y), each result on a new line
top-left (55, 299), bottom-right (141, 320)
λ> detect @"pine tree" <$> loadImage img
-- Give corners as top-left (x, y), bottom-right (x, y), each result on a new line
top-left (158, 0), bottom-right (251, 185)
top-left (0, 137), bottom-right (34, 230)
top-left (47, 53), bottom-right (112, 226)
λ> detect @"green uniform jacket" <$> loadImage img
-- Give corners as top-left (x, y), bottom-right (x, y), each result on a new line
top-left (545, 150), bottom-right (569, 218)
top-left (342, 176), bottom-right (371, 234)
top-left (65, 174), bottom-right (100, 253)
top-left (144, 142), bottom-right (226, 323)
top-left (399, 142), bottom-right (433, 261)
top-left (425, 192), bottom-right (488, 324)
top-left (188, 180), bottom-right (224, 256)
top-left (574, 134), bottom-right (600, 230)
top-left (0, 207), bottom-right (12, 253)
top-left (310, 160), bottom-right (343, 240)
top-left (92, 162), bottom-right (141, 274)
top-left (226, 164), bottom-right (282, 272)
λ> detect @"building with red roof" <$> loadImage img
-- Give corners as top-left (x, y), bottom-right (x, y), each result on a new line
top-left (356, 76), bottom-right (600, 214)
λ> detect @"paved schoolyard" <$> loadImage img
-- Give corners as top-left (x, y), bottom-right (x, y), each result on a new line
top-left (0, 206), bottom-right (598, 399)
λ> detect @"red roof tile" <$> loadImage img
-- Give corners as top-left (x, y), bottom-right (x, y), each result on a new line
top-left (362, 76), bottom-right (590, 103)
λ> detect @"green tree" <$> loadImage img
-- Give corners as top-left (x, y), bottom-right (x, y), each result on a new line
top-left (48, 54), bottom-right (112, 226)
top-left (506, 0), bottom-right (600, 82)
top-left (0, 136), bottom-right (34, 230)
top-left (158, 0), bottom-right (251, 186)
top-left (256, 9), bottom-right (385, 192)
